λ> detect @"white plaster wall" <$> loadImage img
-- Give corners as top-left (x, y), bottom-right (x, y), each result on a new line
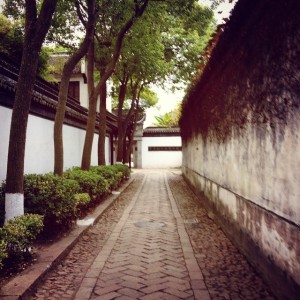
top-left (0, 105), bottom-right (103, 181)
top-left (142, 136), bottom-right (182, 169)
top-left (0, 106), bottom-right (11, 182)
top-left (183, 116), bottom-right (300, 225)
top-left (182, 113), bottom-right (300, 286)
top-left (105, 136), bottom-right (110, 165)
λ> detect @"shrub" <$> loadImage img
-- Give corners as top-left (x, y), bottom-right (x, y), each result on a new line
top-left (24, 173), bottom-right (80, 227)
top-left (0, 238), bottom-right (7, 269)
top-left (0, 214), bottom-right (43, 257)
top-left (64, 169), bottom-right (109, 201)
top-left (111, 164), bottom-right (131, 180)
top-left (90, 166), bottom-right (123, 190)
top-left (74, 193), bottom-right (91, 209)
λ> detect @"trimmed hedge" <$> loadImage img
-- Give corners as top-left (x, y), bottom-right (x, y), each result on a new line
top-left (111, 164), bottom-right (131, 179)
top-left (24, 173), bottom-right (81, 227)
top-left (0, 240), bottom-right (7, 269)
top-left (64, 169), bottom-right (110, 201)
top-left (90, 166), bottom-right (123, 190)
top-left (0, 164), bottom-right (130, 269)
top-left (0, 214), bottom-right (43, 267)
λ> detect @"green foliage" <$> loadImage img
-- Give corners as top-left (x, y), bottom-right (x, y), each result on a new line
top-left (90, 166), bottom-right (123, 190)
top-left (111, 164), bottom-right (131, 180)
top-left (139, 88), bottom-right (159, 109)
top-left (47, 0), bottom-right (82, 49)
top-left (153, 103), bottom-right (182, 127)
top-left (24, 174), bottom-right (80, 227)
top-left (64, 169), bottom-right (110, 201)
top-left (0, 13), bottom-right (23, 62)
top-left (0, 214), bottom-right (43, 257)
top-left (0, 239), bottom-right (8, 269)
top-left (0, 13), bottom-right (54, 78)
top-left (74, 193), bottom-right (91, 209)
top-left (161, 3), bottom-right (215, 85)
top-left (0, 164), bottom-right (130, 268)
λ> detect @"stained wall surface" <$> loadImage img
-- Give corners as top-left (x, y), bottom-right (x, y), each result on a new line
top-left (180, 0), bottom-right (300, 298)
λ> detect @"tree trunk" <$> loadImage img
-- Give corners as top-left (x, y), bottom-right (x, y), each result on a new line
top-left (81, 92), bottom-right (98, 170)
top-left (5, 0), bottom-right (57, 222)
top-left (54, 0), bottom-right (95, 176)
top-left (116, 80), bottom-right (127, 162)
top-left (126, 132), bottom-right (134, 168)
top-left (81, 41), bottom-right (98, 170)
top-left (126, 107), bottom-right (139, 166)
top-left (123, 135), bottom-right (128, 164)
top-left (98, 80), bottom-right (107, 165)
top-left (121, 86), bottom-right (138, 162)
top-left (82, 0), bottom-right (149, 168)
top-left (53, 68), bottom-right (72, 175)
top-left (5, 49), bottom-right (39, 221)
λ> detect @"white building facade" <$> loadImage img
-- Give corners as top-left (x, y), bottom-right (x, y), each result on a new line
top-left (135, 127), bottom-right (182, 169)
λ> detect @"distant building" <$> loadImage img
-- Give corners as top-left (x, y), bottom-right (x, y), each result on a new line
top-left (49, 53), bottom-right (112, 112)
top-left (133, 126), bottom-right (182, 169)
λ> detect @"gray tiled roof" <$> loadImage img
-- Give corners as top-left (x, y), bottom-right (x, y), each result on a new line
top-left (143, 127), bottom-right (180, 137)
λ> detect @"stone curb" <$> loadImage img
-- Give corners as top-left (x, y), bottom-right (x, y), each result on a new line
top-left (0, 176), bottom-right (135, 300)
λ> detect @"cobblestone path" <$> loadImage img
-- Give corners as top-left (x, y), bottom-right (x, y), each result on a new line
top-left (31, 170), bottom-right (275, 299)
top-left (167, 171), bottom-right (275, 300)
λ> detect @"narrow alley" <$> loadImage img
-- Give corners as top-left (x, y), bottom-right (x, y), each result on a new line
top-left (29, 170), bottom-right (274, 299)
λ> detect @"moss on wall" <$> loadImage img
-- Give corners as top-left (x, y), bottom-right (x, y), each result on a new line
top-left (180, 0), bottom-right (300, 142)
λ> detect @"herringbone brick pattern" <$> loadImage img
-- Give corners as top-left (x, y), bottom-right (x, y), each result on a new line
top-left (75, 171), bottom-right (208, 299)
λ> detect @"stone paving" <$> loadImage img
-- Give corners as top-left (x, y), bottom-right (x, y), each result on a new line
top-left (31, 170), bottom-right (275, 299)
top-left (167, 171), bottom-right (275, 300)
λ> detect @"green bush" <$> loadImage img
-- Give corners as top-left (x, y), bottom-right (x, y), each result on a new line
top-left (24, 173), bottom-right (80, 227)
top-left (0, 238), bottom-right (7, 269)
top-left (74, 193), bottom-right (91, 209)
top-left (111, 164), bottom-right (131, 180)
top-left (90, 166), bottom-right (123, 190)
top-left (64, 169), bottom-right (109, 201)
top-left (0, 214), bottom-right (43, 257)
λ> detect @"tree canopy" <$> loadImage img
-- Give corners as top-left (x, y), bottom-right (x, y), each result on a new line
top-left (153, 103), bottom-right (182, 127)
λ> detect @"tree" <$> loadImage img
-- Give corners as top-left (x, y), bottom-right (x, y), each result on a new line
top-left (124, 87), bottom-right (158, 164)
top-left (81, 0), bottom-right (149, 169)
top-left (153, 103), bottom-right (181, 127)
top-left (0, 13), bottom-right (23, 61)
top-left (161, 3), bottom-right (215, 86)
top-left (4, 0), bottom-right (58, 222)
top-left (111, 0), bottom-right (214, 162)
top-left (0, 13), bottom-right (52, 78)
top-left (112, 9), bottom-right (169, 162)
top-left (53, 0), bottom-right (95, 176)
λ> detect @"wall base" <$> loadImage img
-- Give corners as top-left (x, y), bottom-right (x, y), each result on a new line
top-left (183, 166), bottom-right (300, 300)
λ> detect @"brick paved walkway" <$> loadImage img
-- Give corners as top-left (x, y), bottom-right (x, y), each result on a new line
top-left (74, 171), bottom-right (209, 300)
top-left (30, 170), bottom-right (275, 299)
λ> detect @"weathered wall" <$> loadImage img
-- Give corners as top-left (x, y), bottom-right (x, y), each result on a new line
top-left (180, 0), bottom-right (300, 298)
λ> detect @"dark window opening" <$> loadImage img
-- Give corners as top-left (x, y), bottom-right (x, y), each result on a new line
top-left (148, 146), bottom-right (182, 151)
top-left (68, 81), bottom-right (80, 102)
